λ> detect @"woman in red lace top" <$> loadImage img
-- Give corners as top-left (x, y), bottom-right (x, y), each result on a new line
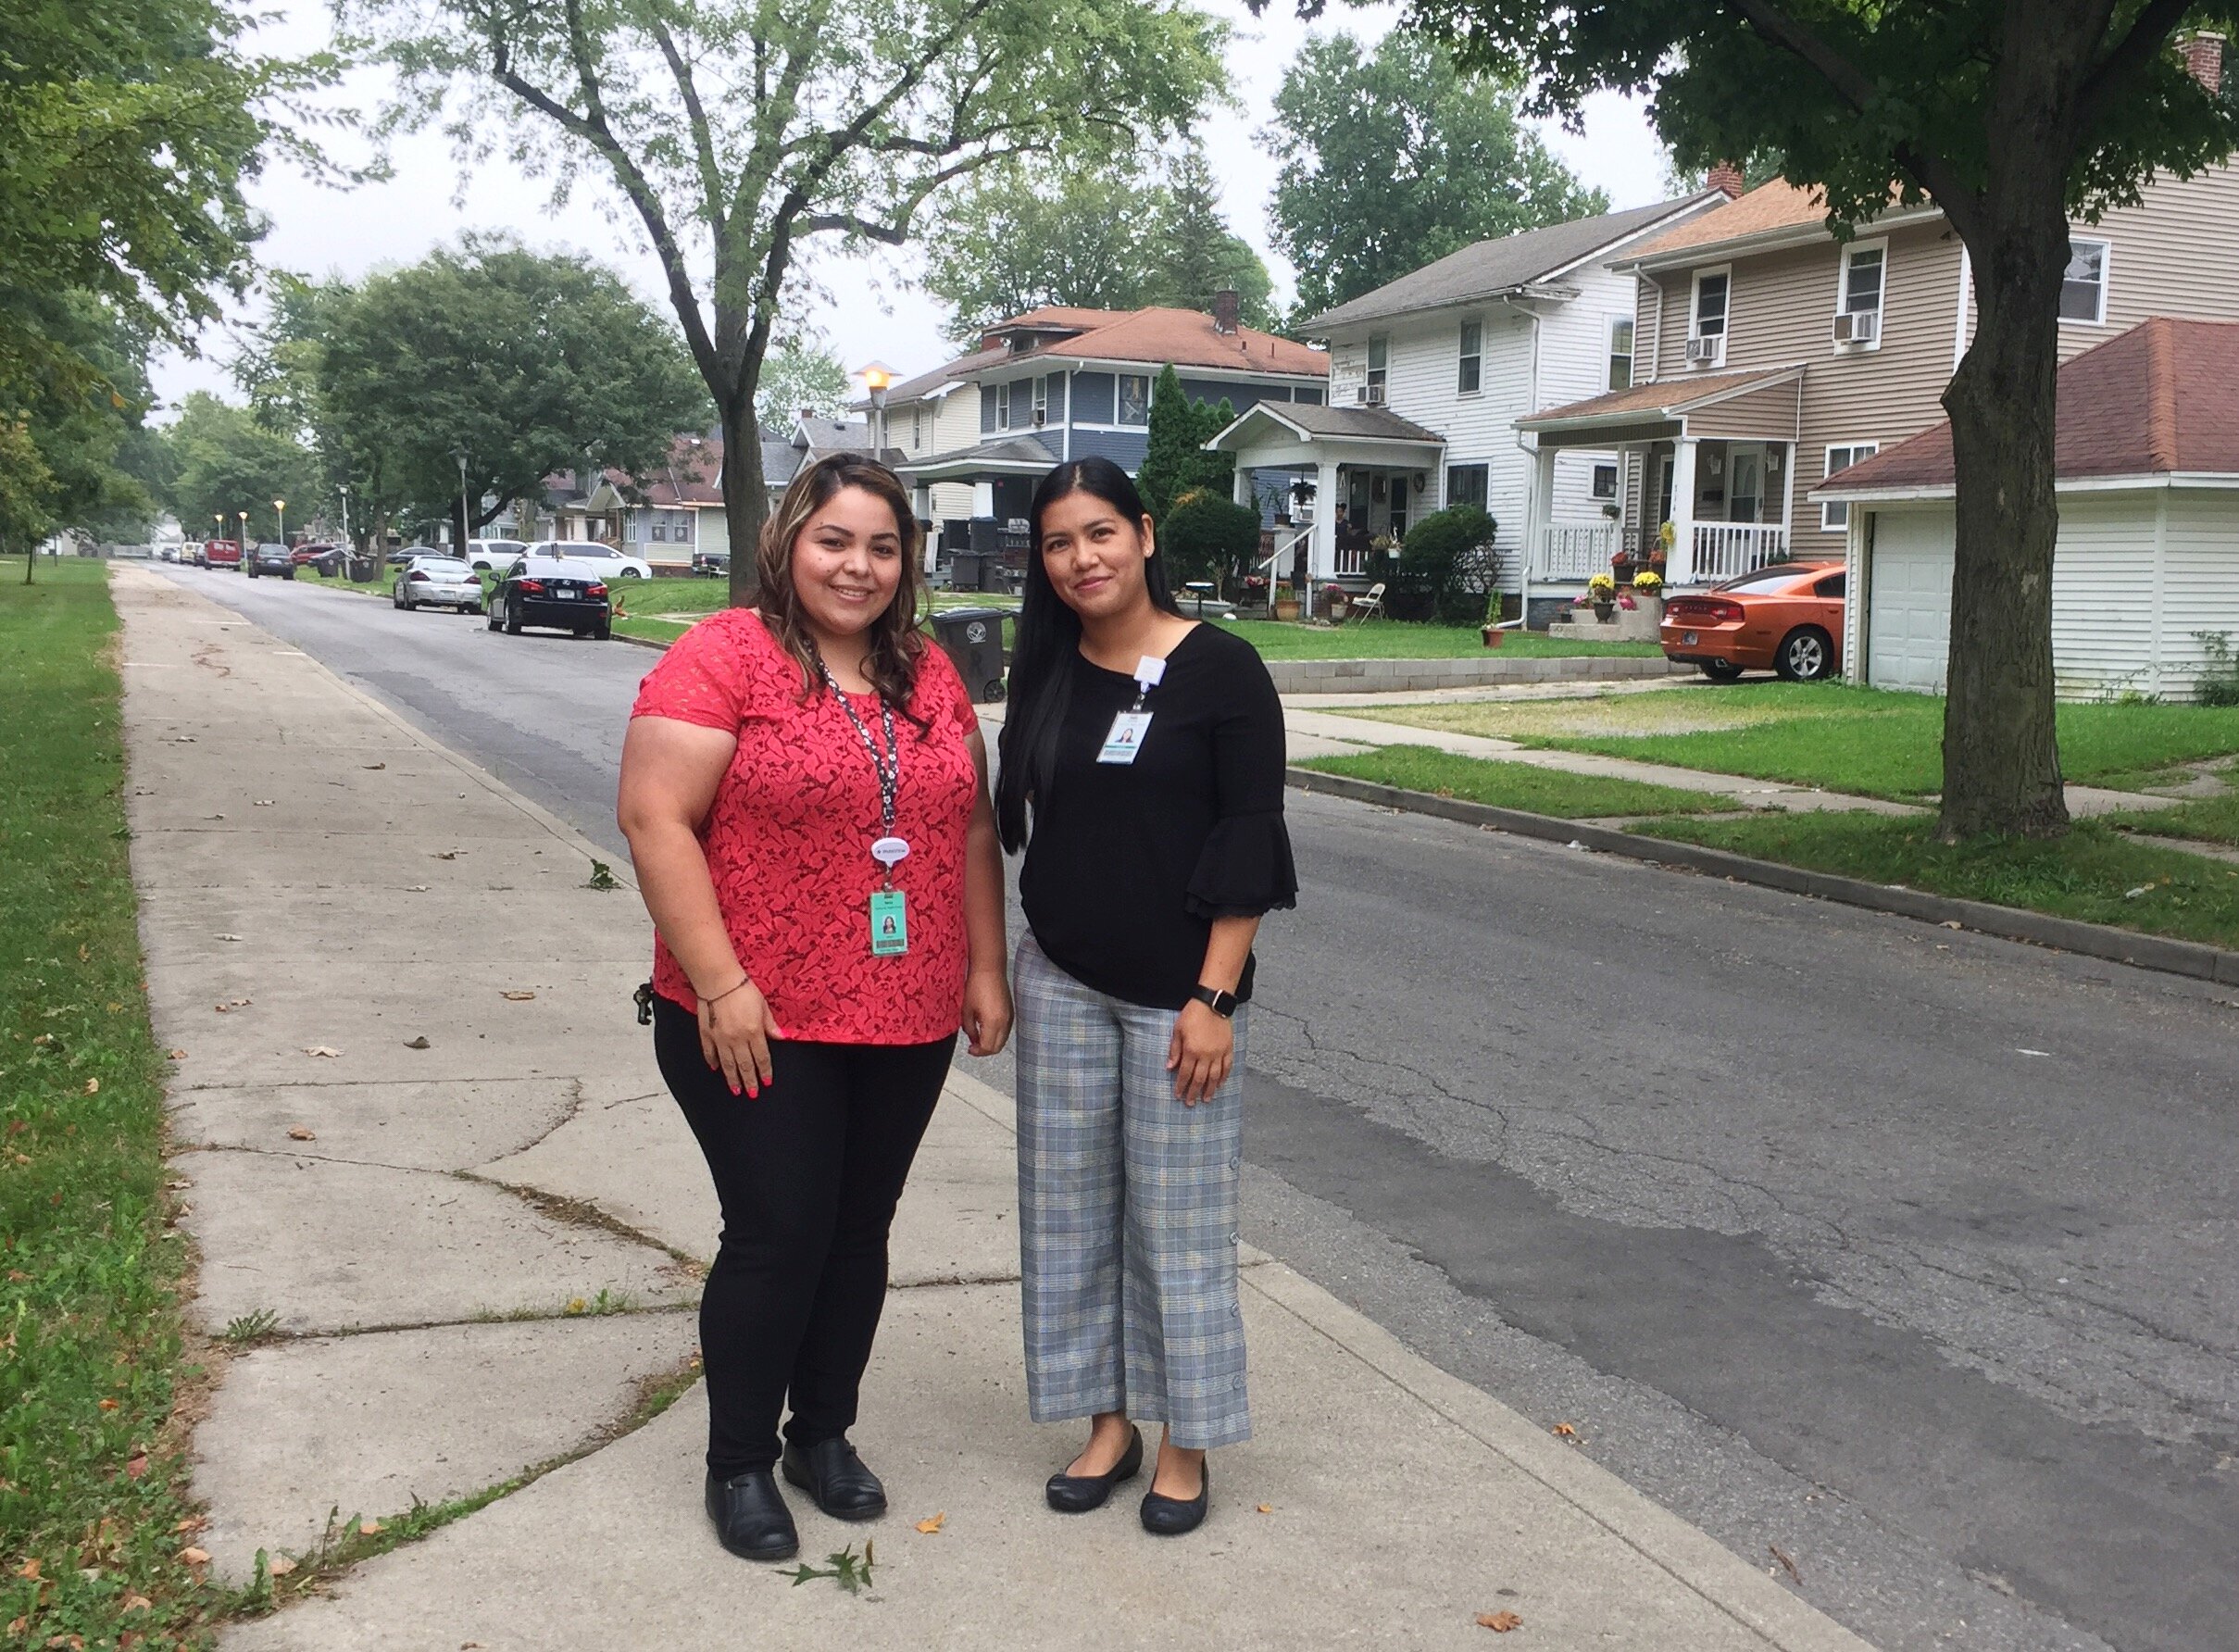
top-left (618, 456), bottom-right (1009, 1564)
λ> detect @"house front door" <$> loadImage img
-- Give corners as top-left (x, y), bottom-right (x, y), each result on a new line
top-left (1727, 445), bottom-right (1765, 524)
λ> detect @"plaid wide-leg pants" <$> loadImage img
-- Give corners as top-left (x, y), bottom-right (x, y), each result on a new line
top-left (1013, 935), bottom-right (1252, 1450)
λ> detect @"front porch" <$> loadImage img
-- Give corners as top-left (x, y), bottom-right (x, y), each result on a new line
top-left (1516, 367), bottom-right (1807, 602)
top-left (1207, 402), bottom-right (1447, 615)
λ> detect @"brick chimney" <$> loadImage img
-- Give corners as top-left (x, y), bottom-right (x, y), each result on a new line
top-left (2183, 31), bottom-right (2224, 95)
top-left (1212, 288), bottom-right (1240, 335)
top-left (1706, 160), bottom-right (1747, 200)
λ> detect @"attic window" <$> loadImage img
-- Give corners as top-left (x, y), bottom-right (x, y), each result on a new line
top-left (2059, 238), bottom-right (2108, 324)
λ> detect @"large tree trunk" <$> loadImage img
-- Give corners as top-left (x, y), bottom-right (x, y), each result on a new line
top-left (720, 393), bottom-right (767, 609)
top-left (1936, 117), bottom-right (2074, 840)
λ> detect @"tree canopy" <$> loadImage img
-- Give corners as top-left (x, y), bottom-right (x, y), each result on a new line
top-left (1400, 0), bottom-right (2239, 838)
top-left (921, 145), bottom-right (1277, 342)
top-left (755, 343), bottom-right (854, 431)
top-left (1258, 31), bottom-right (1607, 321)
top-left (162, 393), bottom-right (320, 548)
top-left (347, 0), bottom-right (1228, 602)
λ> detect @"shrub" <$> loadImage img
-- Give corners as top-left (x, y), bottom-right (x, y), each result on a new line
top-left (1393, 504), bottom-right (1498, 622)
top-left (1160, 490), bottom-right (1263, 591)
top-left (2195, 631), bottom-right (2239, 707)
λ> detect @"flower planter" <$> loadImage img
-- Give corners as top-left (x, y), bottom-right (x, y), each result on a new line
top-left (1273, 597), bottom-right (1301, 621)
top-left (1481, 624), bottom-right (1505, 648)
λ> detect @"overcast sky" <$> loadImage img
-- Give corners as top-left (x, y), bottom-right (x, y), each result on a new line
top-left (148, 0), bottom-right (1670, 414)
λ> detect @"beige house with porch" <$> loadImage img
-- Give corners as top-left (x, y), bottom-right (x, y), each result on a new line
top-left (1520, 41), bottom-right (2239, 597)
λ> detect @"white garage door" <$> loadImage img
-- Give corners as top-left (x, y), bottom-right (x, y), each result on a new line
top-left (1866, 510), bottom-right (1954, 694)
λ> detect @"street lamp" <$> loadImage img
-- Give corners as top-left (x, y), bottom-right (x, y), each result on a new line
top-left (272, 498), bottom-right (286, 549)
top-left (455, 452), bottom-right (470, 554)
top-left (856, 362), bottom-right (895, 457)
top-left (337, 484), bottom-right (351, 564)
top-left (236, 510), bottom-right (248, 555)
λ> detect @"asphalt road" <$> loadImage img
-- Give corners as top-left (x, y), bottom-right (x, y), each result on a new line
top-left (165, 565), bottom-right (2239, 1652)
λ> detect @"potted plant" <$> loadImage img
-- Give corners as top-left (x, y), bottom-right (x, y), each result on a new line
top-left (1481, 588), bottom-right (1506, 648)
top-left (1273, 581), bottom-right (1301, 621)
top-left (1324, 582), bottom-right (1351, 621)
top-left (1632, 569), bottom-right (1664, 612)
top-left (1585, 570), bottom-right (1618, 620)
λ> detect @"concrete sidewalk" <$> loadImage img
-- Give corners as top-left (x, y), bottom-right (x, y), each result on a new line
top-left (117, 566), bottom-right (1870, 1650)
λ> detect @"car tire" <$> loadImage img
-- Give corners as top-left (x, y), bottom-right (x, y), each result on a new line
top-left (485, 604), bottom-right (501, 632)
top-left (1700, 658), bottom-right (1745, 682)
top-left (619, 568), bottom-right (644, 578)
top-left (1775, 626), bottom-right (1834, 682)
top-left (281, 569), bottom-right (294, 580)
top-left (505, 603), bottom-right (522, 636)
top-left (594, 621), bottom-right (612, 642)
top-left (392, 588), bottom-right (404, 608)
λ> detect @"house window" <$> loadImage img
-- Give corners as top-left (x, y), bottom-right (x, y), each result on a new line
top-left (1820, 442), bottom-right (1879, 531)
top-left (911, 408), bottom-right (923, 450)
top-left (648, 519), bottom-right (664, 542)
top-left (1445, 463), bottom-right (1489, 511)
top-left (1591, 464), bottom-right (1618, 500)
top-left (1689, 269), bottom-right (1729, 365)
top-left (1032, 376), bottom-right (1048, 425)
top-left (995, 382), bottom-right (1011, 427)
top-left (1117, 373), bottom-right (1149, 426)
top-left (1366, 335), bottom-right (1388, 402)
top-left (2060, 237), bottom-right (2109, 323)
top-left (1457, 319), bottom-right (1482, 394)
top-left (1835, 241), bottom-right (1885, 346)
top-left (1607, 318), bottom-right (1634, 390)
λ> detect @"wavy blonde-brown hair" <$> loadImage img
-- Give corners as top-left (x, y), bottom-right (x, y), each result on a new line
top-left (754, 454), bottom-right (928, 716)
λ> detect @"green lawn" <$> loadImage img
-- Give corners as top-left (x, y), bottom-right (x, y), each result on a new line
top-left (1217, 619), bottom-right (1661, 660)
top-left (295, 568), bottom-right (392, 596)
top-left (1345, 682), bottom-right (2239, 800)
top-left (1632, 811), bottom-right (2239, 950)
top-left (1298, 748), bottom-right (1735, 819)
top-left (2103, 793), bottom-right (2239, 849)
top-left (0, 562), bottom-right (225, 1645)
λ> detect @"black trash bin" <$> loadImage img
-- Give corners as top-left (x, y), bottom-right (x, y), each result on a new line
top-left (931, 607), bottom-right (1009, 703)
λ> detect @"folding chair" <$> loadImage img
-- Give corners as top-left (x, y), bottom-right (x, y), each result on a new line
top-left (1349, 582), bottom-right (1387, 621)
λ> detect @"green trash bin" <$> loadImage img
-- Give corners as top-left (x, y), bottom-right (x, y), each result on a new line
top-left (931, 607), bottom-right (1008, 703)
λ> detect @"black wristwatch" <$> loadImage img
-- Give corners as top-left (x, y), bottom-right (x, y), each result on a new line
top-left (1190, 984), bottom-right (1239, 1019)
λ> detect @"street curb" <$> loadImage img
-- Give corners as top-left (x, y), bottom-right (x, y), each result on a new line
top-left (935, 1069), bottom-right (1871, 1652)
top-left (610, 632), bottom-right (670, 652)
top-left (1287, 766), bottom-right (2239, 988)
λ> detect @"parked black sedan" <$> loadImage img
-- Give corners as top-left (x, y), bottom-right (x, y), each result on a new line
top-left (486, 555), bottom-right (613, 639)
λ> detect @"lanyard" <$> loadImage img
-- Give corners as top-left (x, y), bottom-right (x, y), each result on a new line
top-left (818, 659), bottom-right (904, 881)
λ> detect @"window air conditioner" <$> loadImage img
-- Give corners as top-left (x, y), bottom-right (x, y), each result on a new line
top-left (1685, 336), bottom-right (1720, 365)
top-left (1032, 409), bottom-right (1046, 426)
top-left (1832, 310), bottom-right (1881, 344)
top-left (1364, 383), bottom-right (1386, 406)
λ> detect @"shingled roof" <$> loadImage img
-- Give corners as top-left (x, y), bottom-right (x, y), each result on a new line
top-left (1301, 194), bottom-right (1721, 332)
top-left (1817, 319), bottom-right (2239, 497)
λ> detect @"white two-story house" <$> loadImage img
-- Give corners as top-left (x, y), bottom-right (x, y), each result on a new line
top-left (1208, 193), bottom-right (1723, 613)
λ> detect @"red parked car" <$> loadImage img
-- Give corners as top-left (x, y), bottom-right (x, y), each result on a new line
top-left (1660, 560), bottom-right (1846, 682)
top-left (201, 538), bottom-right (243, 571)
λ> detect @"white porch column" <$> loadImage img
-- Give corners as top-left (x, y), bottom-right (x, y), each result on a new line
top-left (1777, 442), bottom-right (1797, 545)
top-left (971, 480), bottom-right (995, 518)
top-left (1667, 436), bottom-right (1699, 586)
top-left (1232, 464), bottom-right (1254, 508)
top-left (1310, 458), bottom-right (1340, 617)
top-left (1523, 440), bottom-right (1557, 572)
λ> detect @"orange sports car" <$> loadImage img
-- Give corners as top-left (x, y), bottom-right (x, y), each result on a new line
top-left (1660, 560), bottom-right (1846, 682)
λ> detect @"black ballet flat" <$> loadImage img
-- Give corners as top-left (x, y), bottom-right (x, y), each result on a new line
top-left (782, 1437), bottom-right (888, 1521)
top-left (1044, 1425), bottom-right (1144, 1513)
top-left (1139, 1461), bottom-right (1209, 1536)
top-left (705, 1468), bottom-right (799, 1560)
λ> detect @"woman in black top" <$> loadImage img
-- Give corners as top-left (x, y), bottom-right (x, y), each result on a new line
top-left (995, 457), bottom-right (1295, 1537)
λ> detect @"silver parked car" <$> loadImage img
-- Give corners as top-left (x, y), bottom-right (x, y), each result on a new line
top-left (393, 555), bottom-right (484, 614)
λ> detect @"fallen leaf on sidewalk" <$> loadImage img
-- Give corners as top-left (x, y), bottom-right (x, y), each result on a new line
top-left (1770, 1544), bottom-right (1803, 1585)
top-left (914, 1512), bottom-right (945, 1533)
top-left (303, 1046), bottom-right (340, 1058)
top-left (168, 1049), bottom-right (186, 1060)
top-left (1551, 1422), bottom-right (1578, 1440)
top-left (362, 762), bottom-right (385, 770)
top-left (1476, 1610), bottom-right (1523, 1633)
top-left (286, 1127), bottom-right (315, 1142)
top-left (1941, 920), bottom-right (1963, 930)
top-left (175, 1517), bottom-right (206, 1533)
top-left (359, 1520), bottom-right (383, 1537)
top-left (177, 1547), bottom-right (210, 1567)
top-left (433, 850), bottom-right (461, 859)
top-left (253, 800), bottom-right (274, 807)
top-left (403, 1036), bottom-right (431, 1050)
top-left (213, 933), bottom-right (243, 942)
top-left (500, 990), bottom-right (536, 1001)
top-left (266, 1556), bottom-right (296, 1577)
top-left (405, 885), bottom-right (430, 893)
top-left (1256, 1504), bottom-right (1272, 1514)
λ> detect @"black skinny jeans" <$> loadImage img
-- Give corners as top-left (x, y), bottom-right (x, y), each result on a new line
top-left (653, 996), bottom-right (954, 1478)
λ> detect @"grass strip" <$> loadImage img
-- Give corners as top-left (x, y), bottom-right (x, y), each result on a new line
top-left (1489, 686), bottom-right (2239, 801)
top-left (2101, 794), bottom-right (2239, 849)
top-left (0, 561), bottom-right (219, 1646)
top-left (1630, 810), bottom-right (2239, 950)
top-left (1217, 619), bottom-right (1660, 660)
top-left (1298, 747), bottom-right (1736, 819)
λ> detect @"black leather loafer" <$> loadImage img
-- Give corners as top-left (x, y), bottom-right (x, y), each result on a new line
top-left (1044, 1425), bottom-right (1144, 1513)
top-left (782, 1437), bottom-right (888, 1521)
top-left (1140, 1461), bottom-right (1210, 1536)
top-left (705, 1469), bottom-right (799, 1560)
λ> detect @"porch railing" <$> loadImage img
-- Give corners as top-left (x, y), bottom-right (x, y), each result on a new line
top-left (1688, 521), bottom-right (1788, 583)
top-left (1334, 541), bottom-right (1369, 576)
top-left (1532, 523), bottom-right (1620, 581)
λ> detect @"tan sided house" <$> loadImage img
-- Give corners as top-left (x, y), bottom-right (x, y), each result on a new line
top-left (1517, 44), bottom-right (2239, 605)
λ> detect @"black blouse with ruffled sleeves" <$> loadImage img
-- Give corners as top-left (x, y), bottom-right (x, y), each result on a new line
top-left (1019, 621), bottom-right (1297, 1010)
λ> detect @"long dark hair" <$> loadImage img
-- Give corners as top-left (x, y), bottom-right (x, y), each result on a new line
top-left (755, 454), bottom-right (927, 715)
top-left (994, 457), bottom-right (1180, 852)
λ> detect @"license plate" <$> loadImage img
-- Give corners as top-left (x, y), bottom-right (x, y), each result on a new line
top-left (553, 582), bottom-right (578, 594)
top-left (1682, 631), bottom-right (1699, 645)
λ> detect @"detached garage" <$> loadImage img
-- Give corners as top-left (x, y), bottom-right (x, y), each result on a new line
top-left (1818, 318), bottom-right (2239, 702)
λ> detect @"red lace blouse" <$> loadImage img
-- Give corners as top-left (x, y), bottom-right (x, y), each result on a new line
top-left (630, 609), bottom-right (982, 1045)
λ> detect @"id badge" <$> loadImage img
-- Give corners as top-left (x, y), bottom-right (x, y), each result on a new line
top-left (1097, 711), bottom-right (1153, 765)
top-left (869, 888), bottom-right (909, 957)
